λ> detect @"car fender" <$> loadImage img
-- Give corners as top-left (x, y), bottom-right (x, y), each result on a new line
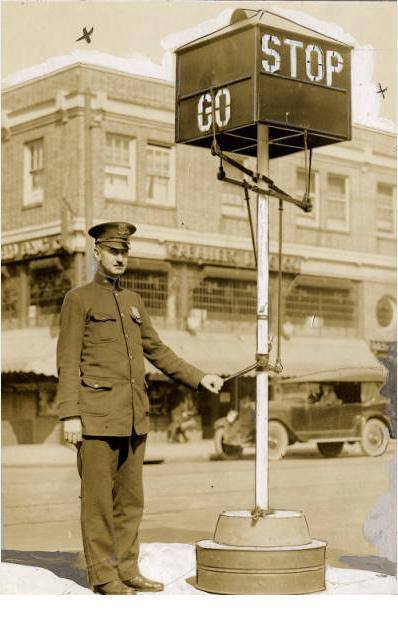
top-left (360, 411), bottom-right (393, 436)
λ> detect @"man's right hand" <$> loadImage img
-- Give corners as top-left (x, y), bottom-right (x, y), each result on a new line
top-left (64, 417), bottom-right (83, 446)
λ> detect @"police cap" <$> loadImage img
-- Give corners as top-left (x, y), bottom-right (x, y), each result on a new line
top-left (88, 221), bottom-right (137, 250)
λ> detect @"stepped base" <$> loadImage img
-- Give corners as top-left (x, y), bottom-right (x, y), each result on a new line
top-left (214, 509), bottom-right (311, 547)
top-left (196, 538), bottom-right (327, 595)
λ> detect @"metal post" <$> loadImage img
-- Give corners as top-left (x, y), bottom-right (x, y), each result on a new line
top-left (255, 124), bottom-right (269, 511)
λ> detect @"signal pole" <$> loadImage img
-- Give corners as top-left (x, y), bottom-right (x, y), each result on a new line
top-left (255, 123), bottom-right (270, 511)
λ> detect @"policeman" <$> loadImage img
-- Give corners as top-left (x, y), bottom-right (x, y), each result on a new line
top-left (57, 221), bottom-right (223, 595)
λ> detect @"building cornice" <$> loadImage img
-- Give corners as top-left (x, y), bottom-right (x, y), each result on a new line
top-left (2, 220), bottom-right (395, 283)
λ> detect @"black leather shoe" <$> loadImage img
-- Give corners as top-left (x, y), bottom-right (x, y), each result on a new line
top-left (122, 574), bottom-right (164, 592)
top-left (93, 579), bottom-right (137, 595)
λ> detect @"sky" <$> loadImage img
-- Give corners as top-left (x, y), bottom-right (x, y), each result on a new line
top-left (1, 0), bottom-right (396, 124)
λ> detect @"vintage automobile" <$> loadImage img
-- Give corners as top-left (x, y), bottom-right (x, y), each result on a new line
top-left (214, 367), bottom-right (392, 460)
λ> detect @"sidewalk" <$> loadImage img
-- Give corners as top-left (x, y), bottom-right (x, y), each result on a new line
top-left (2, 438), bottom-right (215, 467)
top-left (1, 543), bottom-right (396, 595)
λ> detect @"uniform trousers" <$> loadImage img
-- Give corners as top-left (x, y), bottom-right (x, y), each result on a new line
top-left (77, 432), bottom-right (147, 586)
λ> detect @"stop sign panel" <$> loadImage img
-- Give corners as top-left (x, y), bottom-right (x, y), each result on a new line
top-left (175, 15), bottom-right (351, 158)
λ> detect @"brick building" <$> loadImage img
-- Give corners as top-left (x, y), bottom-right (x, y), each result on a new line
top-left (1, 54), bottom-right (396, 444)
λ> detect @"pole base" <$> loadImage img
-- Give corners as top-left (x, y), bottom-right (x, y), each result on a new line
top-left (196, 538), bottom-right (327, 595)
top-left (195, 508), bottom-right (327, 594)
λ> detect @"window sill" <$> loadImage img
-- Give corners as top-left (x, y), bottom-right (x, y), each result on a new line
top-left (324, 226), bottom-right (351, 235)
top-left (376, 231), bottom-right (396, 240)
top-left (296, 221), bottom-right (320, 230)
top-left (221, 212), bottom-right (248, 221)
top-left (22, 202), bottom-right (43, 210)
top-left (144, 201), bottom-right (176, 210)
top-left (105, 198), bottom-right (138, 206)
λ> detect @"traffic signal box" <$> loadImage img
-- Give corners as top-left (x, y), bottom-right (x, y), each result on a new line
top-left (176, 10), bottom-right (352, 158)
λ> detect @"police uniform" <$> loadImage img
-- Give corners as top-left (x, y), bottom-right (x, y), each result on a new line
top-left (57, 221), bottom-right (205, 590)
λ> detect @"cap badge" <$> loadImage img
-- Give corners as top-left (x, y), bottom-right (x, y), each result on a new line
top-left (129, 306), bottom-right (142, 325)
top-left (118, 223), bottom-right (130, 237)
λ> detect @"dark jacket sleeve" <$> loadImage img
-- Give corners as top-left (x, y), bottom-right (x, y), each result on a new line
top-left (137, 296), bottom-right (205, 389)
top-left (56, 290), bottom-right (86, 420)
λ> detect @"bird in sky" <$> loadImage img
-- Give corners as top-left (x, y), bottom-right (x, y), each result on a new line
top-left (76, 27), bottom-right (94, 44)
top-left (376, 82), bottom-right (388, 99)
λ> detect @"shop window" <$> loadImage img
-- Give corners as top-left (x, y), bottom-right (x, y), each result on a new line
top-left (192, 278), bottom-right (256, 320)
top-left (23, 139), bottom-right (44, 206)
top-left (29, 270), bottom-right (72, 326)
top-left (145, 144), bottom-right (175, 206)
top-left (1, 266), bottom-right (19, 329)
top-left (295, 168), bottom-right (320, 228)
top-left (326, 174), bottom-right (350, 231)
top-left (376, 183), bottom-right (396, 234)
top-left (105, 133), bottom-right (136, 201)
top-left (120, 271), bottom-right (168, 317)
top-left (285, 284), bottom-right (356, 329)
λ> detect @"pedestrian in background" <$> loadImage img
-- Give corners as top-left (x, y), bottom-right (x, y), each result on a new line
top-left (57, 221), bottom-right (223, 595)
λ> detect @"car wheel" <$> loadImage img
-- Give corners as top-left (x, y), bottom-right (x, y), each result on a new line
top-left (361, 419), bottom-right (389, 457)
top-left (268, 421), bottom-right (289, 460)
top-left (317, 442), bottom-right (344, 458)
top-left (214, 427), bottom-right (243, 460)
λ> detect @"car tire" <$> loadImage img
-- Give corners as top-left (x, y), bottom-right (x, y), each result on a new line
top-left (361, 418), bottom-right (389, 457)
top-left (214, 427), bottom-right (243, 460)
top-left (317, 442), bottom-right (344, 458)
top-left (268, 421), bottom-right (289, 460)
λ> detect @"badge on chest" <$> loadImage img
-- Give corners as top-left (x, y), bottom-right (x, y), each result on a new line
top-left (129, 306), bottom-right (142, 325)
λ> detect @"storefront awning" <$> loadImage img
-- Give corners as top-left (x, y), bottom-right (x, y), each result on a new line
top-left (2, 328), bottom-right (384, 381)
top-left (2, 328), bottom-right (58, 377)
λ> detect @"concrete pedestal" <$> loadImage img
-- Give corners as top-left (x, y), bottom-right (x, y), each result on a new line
top-left (196, 509), bottom-right (327, 594)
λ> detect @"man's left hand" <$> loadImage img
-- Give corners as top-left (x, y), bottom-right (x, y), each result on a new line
top-left (200, 374), bottom-right (224, 394)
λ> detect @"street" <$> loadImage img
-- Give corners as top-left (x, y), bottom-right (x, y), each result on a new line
top-left (2, 440), bottom-right (396, 576)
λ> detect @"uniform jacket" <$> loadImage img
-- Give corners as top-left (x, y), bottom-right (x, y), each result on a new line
top-left (57, 271), bottom-right (205, 436)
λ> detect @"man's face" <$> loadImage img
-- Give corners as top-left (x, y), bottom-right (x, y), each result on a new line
top-left (94, 244), bottom-right (129, 277)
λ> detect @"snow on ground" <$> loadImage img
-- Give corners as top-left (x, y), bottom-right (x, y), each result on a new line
top-left (0, 543), bottom-right (396, 595)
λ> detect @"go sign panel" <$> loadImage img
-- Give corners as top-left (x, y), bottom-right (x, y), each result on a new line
top-left (175, 16), bottom-right (351, 158)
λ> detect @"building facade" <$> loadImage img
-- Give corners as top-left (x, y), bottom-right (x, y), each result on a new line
top-left (2, 57), bottom-right (396, 444)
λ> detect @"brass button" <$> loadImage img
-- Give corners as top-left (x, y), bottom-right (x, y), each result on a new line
top-left (131, 379), bottom-right (135, 384)
top-left (121, 312), bottom-right (125, 317)
top-left (125, 334), bottom-right (129, 339)
top-left (129, 354), bottom-right (132, 359)
top-left (94, 383), bottom-right (99, 388)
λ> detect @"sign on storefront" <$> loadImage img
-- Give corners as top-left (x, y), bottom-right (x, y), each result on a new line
top-left (166, 241), bottom-right (301, 272)
top-left (1, 235), bottom-right (62, 262)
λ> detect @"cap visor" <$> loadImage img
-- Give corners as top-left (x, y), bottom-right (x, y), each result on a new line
top-left (97, 241), bottom-right (129, 250)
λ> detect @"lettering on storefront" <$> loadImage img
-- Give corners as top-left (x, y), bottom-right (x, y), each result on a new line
top-left (1, 235), bottom-right (62, 262)
top-left (166, 242), bottom-right (301, 273)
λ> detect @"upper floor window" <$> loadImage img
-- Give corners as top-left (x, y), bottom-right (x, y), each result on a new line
top-left (295, 168), bottom-right (320, 227)
top-left (105, 133), bottom-right (136, 201)
top-left (326, 174), bottom-right (350, 231)
top-left (145, 144), bottom-right (175, 206)
top-left (24, 139), bottom-right (44, 206)
top-left (221, 192), bottom-right (246, 218)
top-left (376, 183), bottom-right (396, 235)
top-left (192, 277), bottom-right (256, 320)
top-left (120, 270), bottom-right (168, 317)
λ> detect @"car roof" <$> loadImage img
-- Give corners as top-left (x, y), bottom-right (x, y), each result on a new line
top-left (281, 366), bottom-right (387, 384)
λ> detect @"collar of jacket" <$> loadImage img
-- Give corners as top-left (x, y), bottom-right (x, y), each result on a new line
top-left (94, 270), bottom-right (123, 291)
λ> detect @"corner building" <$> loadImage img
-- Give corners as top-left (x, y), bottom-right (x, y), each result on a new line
top-left (2, 56), bottom-right (396, 444)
